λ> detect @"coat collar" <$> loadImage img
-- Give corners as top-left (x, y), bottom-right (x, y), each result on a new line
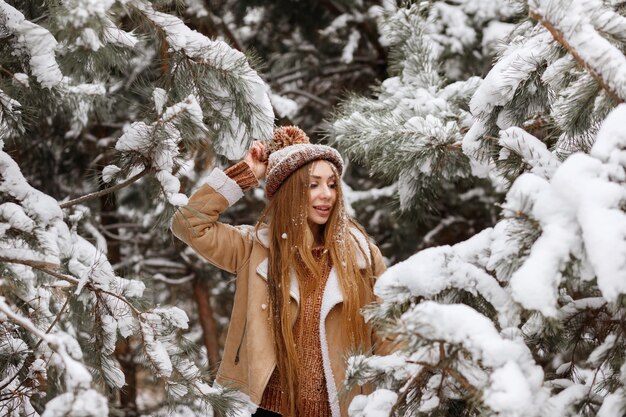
top-left (254, 226), bottom-right (371, 309)
top-left (255, 258), bottom-right (301, 304)
top-left (254, 226), bottom-right (370, 268)
top-left (255, 227), bottom-right (270, 248)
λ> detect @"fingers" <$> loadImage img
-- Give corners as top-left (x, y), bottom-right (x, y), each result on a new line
top-left (249, 141), bottom-right (267, 162)
top-left (250, 143), bottom-right (261, 159)
top-left (252, 141), bottom-right (265, 153)
top-left (256, 141), bottom-right (268, 162)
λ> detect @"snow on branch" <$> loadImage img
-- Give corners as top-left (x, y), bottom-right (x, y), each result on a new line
top-left (330, 3), bottom-right (481, 211)
top-left (0, 296), bottom-right (109, 417)
top-left (342, 182), bottom-right (397, 217)
top-left (508, 105), bottom-right (626, 314)
top-left (40, 389), bottom-right (108, 417)
top-left (1, 139), bottom-right (144, 322)
top-left (462, 25), bottom-right (558, 171)
top-left (57, 0), bottom-right (138, 51)
top-left (183, 0), bottom-right (209, 18)
top-left (0, 88), bottom-right (24, 138)
top-left (269, 93), bottom-right (299, 119)
top-left (504, 174), bottom-right (575, 315)
top-left (320, 13), bottom-right (354, 37)
top-left (400, 302), bottom-right (545, 417)
top-left (355, 104), bottom-right (626, 413)
top-left (0, 0), bottom-right (119, 143)
top-left (112, 92), bottom-right (214, 207)
top-left (529, 0), bottom-right (626, 103)
top-left (583, 104), bottom-right (626, 300)
top-left (139, 319), bottom-right (173, 378)
top-left (341, 29), bottom-right (361, 64)
top-left (102, 17), bottom-right (138, 48)
top-left (498, 126), bottom-right (561, 180)
top-left (0, 0), bottom-right (63, 88)
top-left (374, 229), bottom-right (520, 328)
top-left (161, 93), bottom-right (207, 130)
top-left (60, 0), bottom-right (115, 28)
top-left (1, 143), bottom-right (227, 409)
top-left (467, 29), bottom-right (553, 123)
top-left (0, 145), bottom-right (63, 267)
top-left (590, 103), bottom-right (626, 165)
top-left (597, 385), bottom-right (626, 417)
top-left (584, 0), bottom-right (626, 42)
top-left (129, 0), bottom-right (273, 159)
top-left (0, 297), bottom-right (93, 390)
top-left (349, 389), bottom-right (398, 417)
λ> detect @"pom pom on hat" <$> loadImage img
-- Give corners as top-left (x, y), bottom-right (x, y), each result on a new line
top-left (261, 125), bottom-right (310, 162)
top-left (264, 126), bottom-right (344, 199)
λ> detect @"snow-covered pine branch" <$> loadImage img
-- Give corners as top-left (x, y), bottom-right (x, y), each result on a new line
top-left (0, 139), bottom-right (244, 415)
top-left (342, 181), bottom-right (397, 217)
top-left (463, 26), bottom-right (557, 169)
top-left (0, 297), bottom-right (109, 417)
top-left (529, 0), bottom-right (626, 103)
top-left (498, 126), bottom-right (561, 181)
top-left (0, 143), bottom-right (129, 409)
top-left (0, 88), bottom-right (24, 139)
top-left (329, 3), bottom-right (494, 214)
top-left (2, 0), bottom-right (274, 205)
top-left (508, 104), bottom-right (626, 315)
top-left (109, 91), bottom-right (213, 207)
top-left (128, 0), bottom-right (273, 159)
top-left (371, 0), bottom-right (520, 81)
top-left (328, 2), bottom-right (626, 416)
top-left (350, 300), bottom-right (545, 416)
top-left (347, 104), bottom-right (626, 416)
top-left (465, 0), bottom-right (625, 180)
top-left (0, 1), bottom-right (63, 88)
top-left (0, 0), bottom-right (120, 139)
top-left (371, 228), bottom-right (520, 329)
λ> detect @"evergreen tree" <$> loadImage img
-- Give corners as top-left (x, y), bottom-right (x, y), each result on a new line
top-left (328, 1), bottom-right (626, 416)
top-left (0, 1), bottom-right (272, 415)
top-left (327, 0), bottom-right (519, 260)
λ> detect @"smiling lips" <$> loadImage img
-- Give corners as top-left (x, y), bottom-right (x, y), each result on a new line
top-left (313, 205), bottom-right (332, 217)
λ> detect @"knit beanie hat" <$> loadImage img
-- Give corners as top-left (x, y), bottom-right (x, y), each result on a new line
top-left (264, 126), bottom-right (344, 199)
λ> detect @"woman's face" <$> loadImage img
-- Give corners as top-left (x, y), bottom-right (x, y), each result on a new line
top-left (307, 160), bottom-right (338, 225)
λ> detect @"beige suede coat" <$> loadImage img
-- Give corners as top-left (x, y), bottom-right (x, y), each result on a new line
top-left (171, 168), bottom-right (386, 417)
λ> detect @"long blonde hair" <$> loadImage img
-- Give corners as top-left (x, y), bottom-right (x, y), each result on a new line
top-left (256, 161), bottom-right (375, 416)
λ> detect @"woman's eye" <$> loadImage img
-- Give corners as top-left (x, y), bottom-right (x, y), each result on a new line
top-left (310, 183), bottom-right (318, 188)
top-left (329, 183), bottom-right (337, 189)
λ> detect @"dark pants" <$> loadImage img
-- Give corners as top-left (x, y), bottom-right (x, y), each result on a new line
top-left (252, 408), bottom-right (281, 417)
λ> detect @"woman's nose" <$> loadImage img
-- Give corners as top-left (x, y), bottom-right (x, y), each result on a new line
top-left (320, 184), bottom-right (332, 199)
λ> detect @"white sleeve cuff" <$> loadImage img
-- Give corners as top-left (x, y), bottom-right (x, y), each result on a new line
top-left (204, 168), bottom-right (244, 207)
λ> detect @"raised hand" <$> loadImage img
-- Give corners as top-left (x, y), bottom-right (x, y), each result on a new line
top-left (243, 140), bottom-right (268, 180)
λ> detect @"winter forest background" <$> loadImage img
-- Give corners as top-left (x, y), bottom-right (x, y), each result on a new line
top-left (1, 0), bottom-right (625, 416)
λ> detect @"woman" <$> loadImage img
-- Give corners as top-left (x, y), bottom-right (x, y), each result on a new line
top-left (171, 126), bottom-right (386, 417)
